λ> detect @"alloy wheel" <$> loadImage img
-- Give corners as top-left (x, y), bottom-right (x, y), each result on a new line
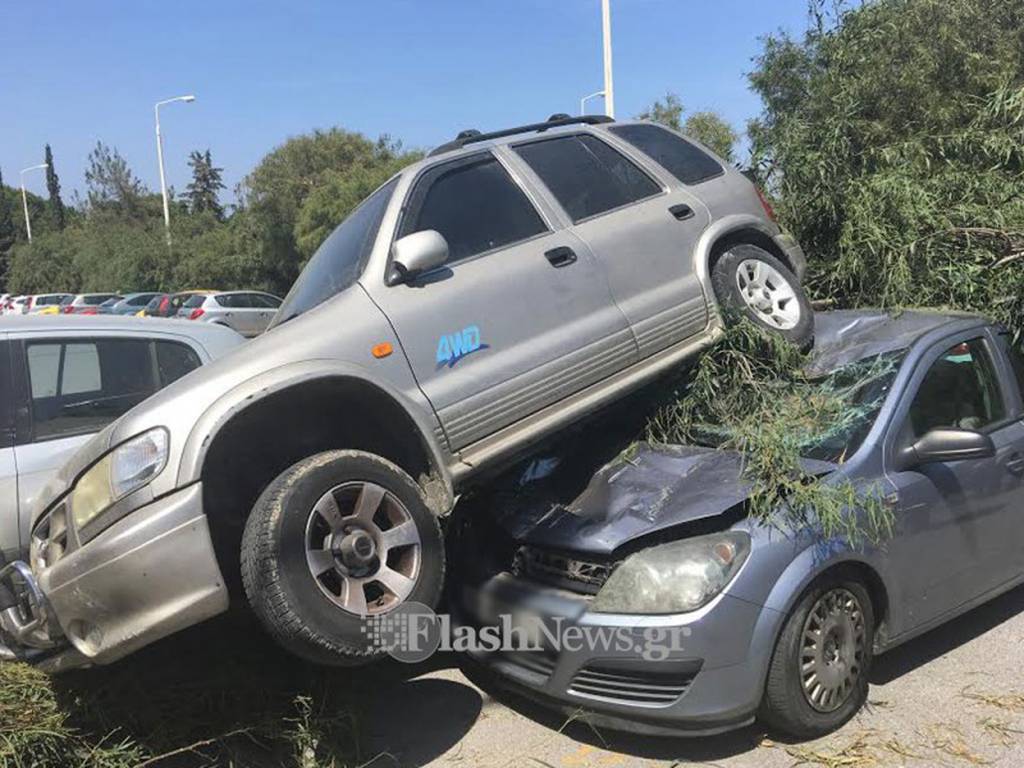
top-left (304, 481), bottom-right (421, 616)
top-left (734, 258), bottom-right (801, 330)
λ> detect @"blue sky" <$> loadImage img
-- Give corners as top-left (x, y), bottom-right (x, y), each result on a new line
top-left (1, 0), bottom-right (811, 204)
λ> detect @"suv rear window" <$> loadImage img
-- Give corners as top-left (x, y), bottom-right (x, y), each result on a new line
top-left (513, 134), bottom-right (661, 222)
top-left (609, 124), bottom-right (723, 184)
top-left (401, 154), bottom-right (546, 264)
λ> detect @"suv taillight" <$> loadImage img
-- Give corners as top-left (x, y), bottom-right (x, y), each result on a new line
top-left (754, 186), bottom-right (776, 222)
top-left (189, 308), bottom-right (205, 320)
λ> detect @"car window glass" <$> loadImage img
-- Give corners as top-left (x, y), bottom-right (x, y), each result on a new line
top-left (236, 294), bottom-right (256, 308)
top-left (608, 124), bottom-right (724, 184)
top-left (26, 339), bottom-right (159, 441)
top-left (183, 295), bottom-right (206, 308)
top-left (909, 338), bottom-right (1006, 436)
top-left (214, 294), bottom-right (232, 308)
top-left (513, 134), bottom-right (661, 222)
top-left (401, 154), bottom-right (547, 264)
top-left (252, 294), bottom-right (281, 308)
top-left (129, 294), bottom-right (152, 306)
top-left (156, 342), bottom-right (202, 387)
top-left (999, 333), bottom-right (1024, 398)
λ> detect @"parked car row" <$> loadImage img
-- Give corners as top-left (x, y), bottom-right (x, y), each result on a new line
top-left (1, 290), bottom-right (283, 338)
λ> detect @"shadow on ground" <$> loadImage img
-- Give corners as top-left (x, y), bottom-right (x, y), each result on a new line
top-left (48, 612), bottom-right (481, 767)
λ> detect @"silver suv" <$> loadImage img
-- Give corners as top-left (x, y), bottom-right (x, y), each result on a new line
top-left (0, 115), bottom-right (810, 669)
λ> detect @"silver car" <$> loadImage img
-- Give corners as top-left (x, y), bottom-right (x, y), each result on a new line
top-left (0, 115), bottom-right (810, 670)
top-left (457, 310), bottom-right (1024, 738)
top-left (0, 316), bottom-right (244, 564)
top-left (179, 291), bottom-right (283, 337)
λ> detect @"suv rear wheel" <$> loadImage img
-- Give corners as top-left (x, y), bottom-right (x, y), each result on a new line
top-left (241, 450), bottom-right (444, 664)
top-left (711, 244), bottom-right (813, 347)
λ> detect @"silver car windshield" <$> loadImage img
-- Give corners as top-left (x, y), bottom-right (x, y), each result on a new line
top-left (274, 177), bottom-right (399, 327)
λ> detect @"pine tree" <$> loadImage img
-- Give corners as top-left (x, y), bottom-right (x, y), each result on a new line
top-left (44, 144), bottom-right (65, 229)
top-left (186, 149), bottom-right (226, 219)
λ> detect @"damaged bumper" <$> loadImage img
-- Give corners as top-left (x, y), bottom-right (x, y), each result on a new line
top-left (457, 573), bottom-right (779, 736)
top-left (0, 483), bottom-right (229, 672)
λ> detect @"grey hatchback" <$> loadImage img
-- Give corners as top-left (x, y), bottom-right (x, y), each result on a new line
top-left (455, 310), bottom-right (1024, 738)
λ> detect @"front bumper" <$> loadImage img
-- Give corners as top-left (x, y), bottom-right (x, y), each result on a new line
top-left (458, 573), bottom-right (778, 736)
top-left (0, 482), bottom-right (229, 671)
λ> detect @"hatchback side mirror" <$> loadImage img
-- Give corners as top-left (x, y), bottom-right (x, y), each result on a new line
top-left (895, 428), bottom-right (995, 471)
top-left (388, 230), bottom-right (449, 285)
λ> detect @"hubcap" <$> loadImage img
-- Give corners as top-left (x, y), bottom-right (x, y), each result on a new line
top-left (734, 258), bottom-right (801, 330)
top-left (799, 588), bottom-right (866, 713)
top-left (304, 481), bottom-right (421, 616)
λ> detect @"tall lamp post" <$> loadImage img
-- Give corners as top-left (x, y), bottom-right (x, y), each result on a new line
top-left (154, 94), bottom-right (196, 244)
top-left (19, 163), bottom-right (49, 243)
top-left (601, 0), bottom-right (615, 118)
top-left (580, 90), bottom-right (605, 116)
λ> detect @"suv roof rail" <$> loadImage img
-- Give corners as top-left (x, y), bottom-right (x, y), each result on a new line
top-left (428, 114), bottom-right (615, 157)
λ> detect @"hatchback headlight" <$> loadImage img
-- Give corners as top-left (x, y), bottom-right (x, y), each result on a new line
top-left (71, 428), bottom-right (169, 530)
top-left (590, 532), bottom-right (751, 615)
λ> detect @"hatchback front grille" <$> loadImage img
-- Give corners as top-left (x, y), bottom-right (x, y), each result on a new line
top-left (568, 663), bottom-right (698, 707)
top-left (512, 546), bottom-right (615, 595)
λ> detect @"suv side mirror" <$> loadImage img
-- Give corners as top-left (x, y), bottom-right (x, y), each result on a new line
top-left (895, 428), bottom-right (996, 471)
top-left (388, 230), bottom-right (449, 285)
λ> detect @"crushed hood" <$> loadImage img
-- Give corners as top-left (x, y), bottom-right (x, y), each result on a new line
top-left (494, 444), bottom-right (835, 556)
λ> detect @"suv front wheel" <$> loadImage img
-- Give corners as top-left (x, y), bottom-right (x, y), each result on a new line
top-left (711, 244), bottom-right (813, 347)
top-left (241, 450), bottom-right (445, 665)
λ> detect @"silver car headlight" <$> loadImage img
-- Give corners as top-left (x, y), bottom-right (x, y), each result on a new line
top-left (70, 428), bottom-right (169, 530)
top-left (590, 531), bottom-right (751, 615)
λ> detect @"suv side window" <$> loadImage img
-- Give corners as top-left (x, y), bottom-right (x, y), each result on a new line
top-left (608, 124), bottom-right (724, 184)
top-left (401, 154), bottom-right (546, 264)
top-left (23, 338), bottom-right (199, 441)
top-left (999, 332), bottom-right (1024, 398)
top-left (909, 338), bottom-right (1006, 437)
top-left (513, 134), bottom-right (661, 222)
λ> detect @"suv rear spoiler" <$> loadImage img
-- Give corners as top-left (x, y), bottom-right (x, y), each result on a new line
top-left (428, 114), bottom-right (615, 157)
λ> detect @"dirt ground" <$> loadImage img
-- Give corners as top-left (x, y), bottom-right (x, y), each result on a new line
top-left (354, 583), bottom-right (1024, 767)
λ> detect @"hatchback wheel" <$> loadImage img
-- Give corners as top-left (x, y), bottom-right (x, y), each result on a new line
top-left (241, 450), bottom-right (444, 665)
top-left (760, 576), bottom-right (874, 738)
top-left (710, 244), bottom-right (813, 347)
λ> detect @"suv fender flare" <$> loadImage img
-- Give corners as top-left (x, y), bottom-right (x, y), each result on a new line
top-left (692, 214), bottom-right (785, 305)
top-left (176, 359), bottom-right (454, 509)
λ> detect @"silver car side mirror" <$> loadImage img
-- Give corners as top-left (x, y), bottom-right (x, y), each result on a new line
top-left (388, 230), bottom-right (449, 285)
top-left (894, 427), bottom-right (996, 471)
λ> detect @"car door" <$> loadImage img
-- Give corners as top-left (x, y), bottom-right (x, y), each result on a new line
top-left (367, 150), bottom-right (636, 451)
top-left (0, 337), bottom-right (19, 561)
top-left (251, 293), bottom-right (281, 334)
top-left (508, 132), bottom-right (711, 358)
top-left (884, 333), bottom-right (1022, 630)
top-left (990, 329), bottom-right (1024, 576)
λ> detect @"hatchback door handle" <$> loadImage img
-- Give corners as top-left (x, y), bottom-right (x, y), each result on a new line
top-left (545, 246), bottom-right (577, 268)
top-left (669, 203), bottom-right (694, 221)
top-left (1006, 454), bottom-right (1024, 475)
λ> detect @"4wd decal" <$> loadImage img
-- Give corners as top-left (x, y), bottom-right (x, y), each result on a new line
top-left (436, 325), bottom-right (487, 368)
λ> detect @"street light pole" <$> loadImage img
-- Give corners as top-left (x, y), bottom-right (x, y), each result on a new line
top-left (154, 94), bottom-right (196, 244)
top-left (601, 0), bottom-right (615, 118)
top-left (19, 163), bottom-right (49, 243)
top-left (580, 90), bottom-right (606, 116)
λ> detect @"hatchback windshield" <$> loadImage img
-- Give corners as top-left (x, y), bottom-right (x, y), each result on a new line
top-left (273, 177), bottom-right (399, 326)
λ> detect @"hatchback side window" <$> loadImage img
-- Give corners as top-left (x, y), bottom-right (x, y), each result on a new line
top-left (155, 341), bottom-right (202, 387)
top-left (215, 294), bottom-right (235, 308)
top-left (25, 339), bottom-right (159, 440)
top-left (608, 124), bottom-right (724, 184)
top-left (909, 338), bottom-right (1006, 437)
top-left (513, 134), bottom-right (661, 222)
top-left (401, 154), bottom-right (547, 264)
top-left (999, 333), bottom-right (1024, 399)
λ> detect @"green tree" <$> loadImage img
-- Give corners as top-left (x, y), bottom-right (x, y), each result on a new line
top-left (0, 167), bottom-right (15, 254)
top-left (683, 111), bottom-right (738, 163)
top-left (748, 0), bottom-right (1024, 337)
top-left (84, 141), bottom-right (147, 215)
top-left (44, 144), bottom-right (65, 229)
top-left (185, 149), bottom-right (226, 219)
top-left (637, 93), bottom-right (738, 161)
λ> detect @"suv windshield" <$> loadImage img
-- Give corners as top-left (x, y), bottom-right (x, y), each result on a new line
top-left (274, 177), bottom-right (399, 326)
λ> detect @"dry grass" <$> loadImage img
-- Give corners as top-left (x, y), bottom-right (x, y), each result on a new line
top-left (960, 686), bottom-right (1024, 713)
top-left (784, 729), bottom-right (882, 767)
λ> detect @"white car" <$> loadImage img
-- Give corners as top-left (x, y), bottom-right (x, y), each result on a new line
top-left (178, 290), bottom-right (283, 337)
top-left (0, 316), bottom-right (244, 561)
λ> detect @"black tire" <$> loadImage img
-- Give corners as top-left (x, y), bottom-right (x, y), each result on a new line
top-left (240, 450), bottom-right (444, 665)
top-left (711, 244), bottom-right (813, 348)
top-left (759, 575), bottom-right (874, 739)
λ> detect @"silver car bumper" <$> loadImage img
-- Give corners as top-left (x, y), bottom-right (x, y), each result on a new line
top-left (0, 482), bottom-right (229, 671)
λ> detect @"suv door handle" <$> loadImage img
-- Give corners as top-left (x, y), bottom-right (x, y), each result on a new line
top-left (669, 203), bottom-right (694, 221)
top-left (544, 246), bottom-right (577, 268)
